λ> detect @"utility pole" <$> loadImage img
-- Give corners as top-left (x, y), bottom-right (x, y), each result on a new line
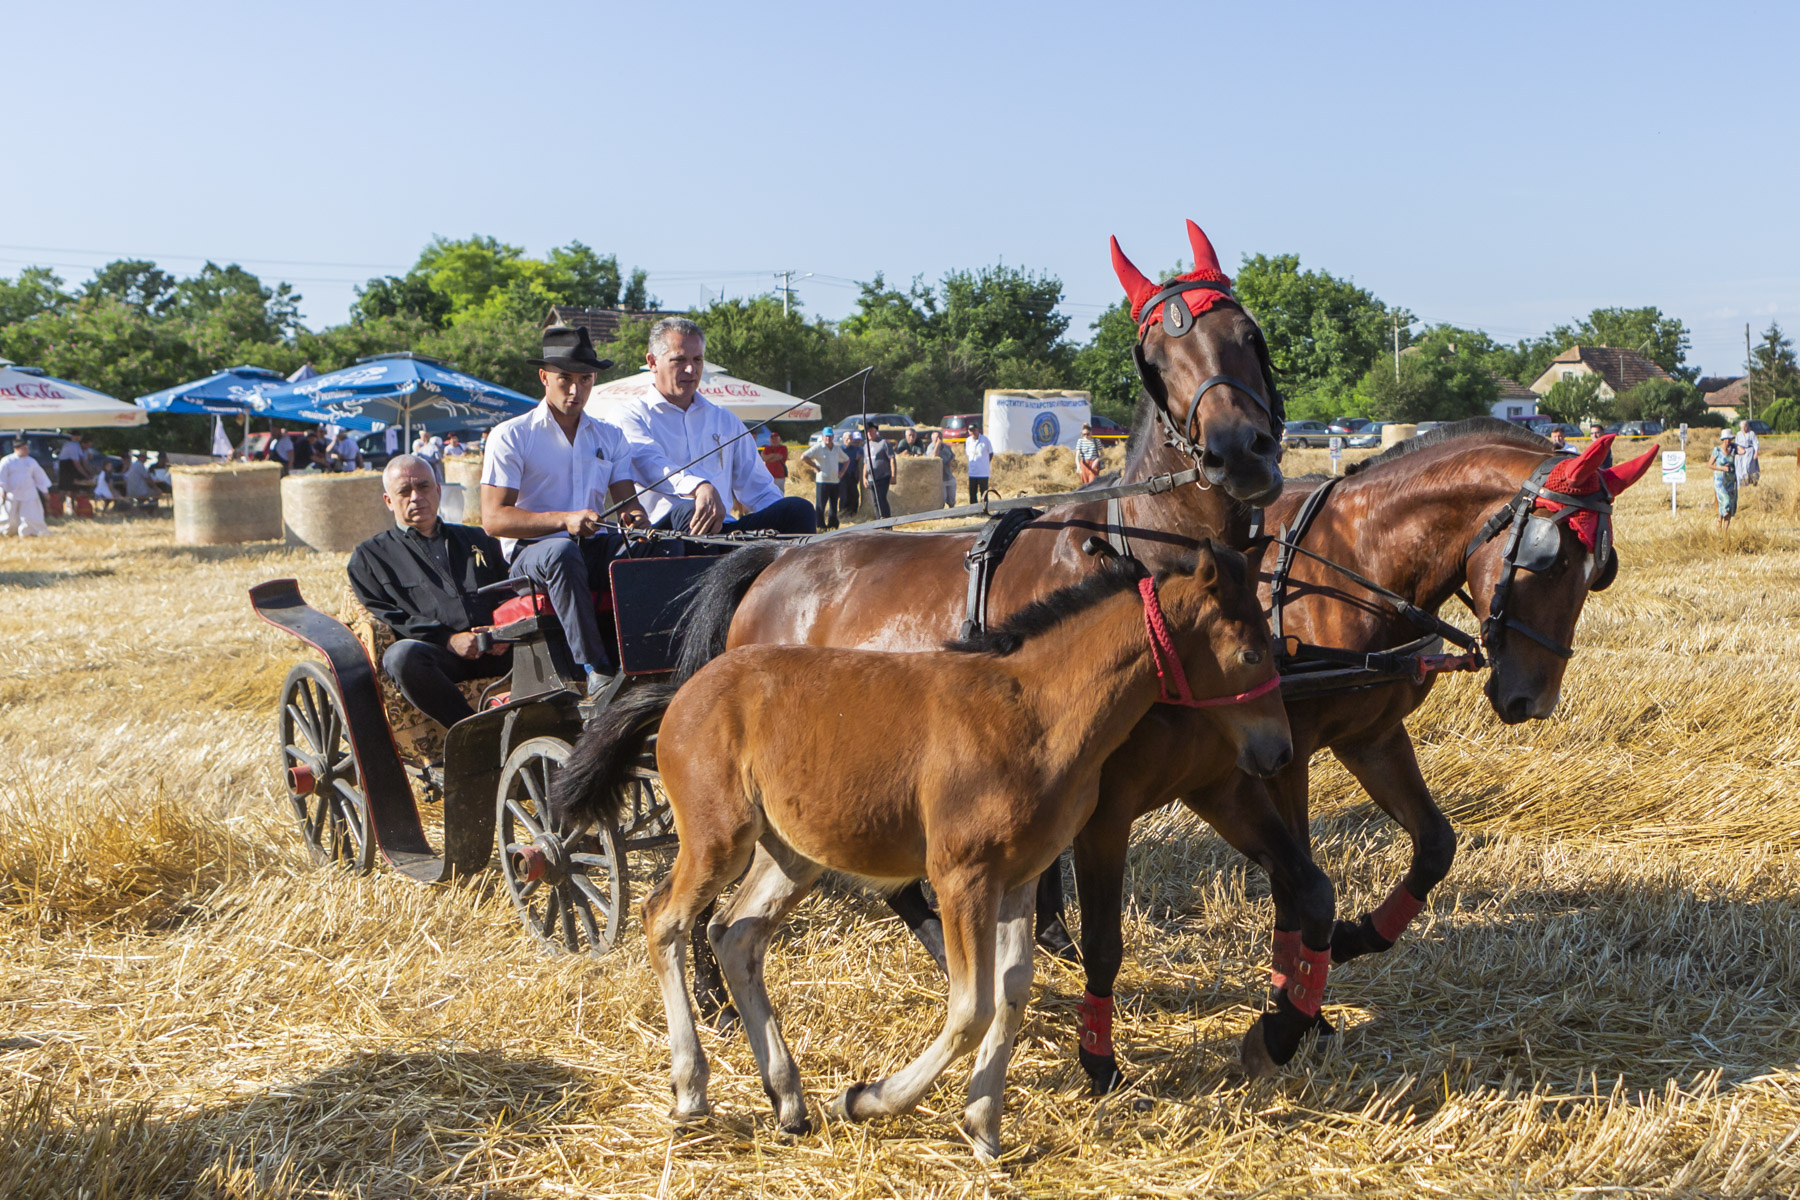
top-left (774, 271), bottom-right (813, 393)
top-left (1745, 323), bottom-right (1755, 421)
top-left (1393, 314), bottom-right (1401, 380)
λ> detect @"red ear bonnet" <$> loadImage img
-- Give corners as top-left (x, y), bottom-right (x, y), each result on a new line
top-left (1602, 443), bottom-right (1659, 494)
top-left (1111, 221), bottom-right (1236, 329)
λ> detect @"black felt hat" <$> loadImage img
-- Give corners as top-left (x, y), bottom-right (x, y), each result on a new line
top-left (528, 325), bottom-right (614, 374)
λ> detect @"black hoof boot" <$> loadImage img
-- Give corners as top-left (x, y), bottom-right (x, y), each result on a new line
top-left (1036, 916), bottom-right (1080, 963)
top-left (1079, 1046), bottom-right (1125, 1094)
top-left (1330, 915), bottom-right (1395, 965)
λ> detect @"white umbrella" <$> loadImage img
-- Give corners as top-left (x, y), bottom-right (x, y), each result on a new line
top-left (590, 362), bottom-right (822, 422)
top-left (0, 366), bottom-right (147, 430)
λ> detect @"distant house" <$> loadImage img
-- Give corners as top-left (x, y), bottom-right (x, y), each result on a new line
top-left (544, 305), bottom-right (689, 345)
top-left (1489, 373), bottom-right (1539, 421)
top-left (1527, 346), bottom-right (1672, 399)
top-left (1698, 375), bottom-right (1749, 422)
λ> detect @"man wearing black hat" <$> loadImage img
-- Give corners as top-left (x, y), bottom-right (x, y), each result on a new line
top-left (481, 325), bottom-right (649, 696)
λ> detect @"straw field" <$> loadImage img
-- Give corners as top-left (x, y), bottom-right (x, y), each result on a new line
top-left (1, 441), bottom-right (1797, 1197)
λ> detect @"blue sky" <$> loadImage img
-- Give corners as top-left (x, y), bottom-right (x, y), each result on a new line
top-left (4, 0), bottom-right (1794, 376)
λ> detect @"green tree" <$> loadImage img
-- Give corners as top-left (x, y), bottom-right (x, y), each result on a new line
top-left (1234, 253), bottom-right (1411, 412)
top-left (351, 274), bottom-right (452, 327)
top-left (1748, 321), bottom-right (1799, 425)
top-left (1489, 333), bottom-right (1564, 393)
top-left (693, 294), bottom-right (831, 398)
top-left (1616, 377), bottom-right (1705, 427)
top-left (1072, 300), bottom-right (1139, 423)
top-left (1352, 331), bottom-right (1499, 423)
top-left (0, 267), bottom-right (67, 327)
top-left (414, 235), bottom-right (529, 316)
top-left (82, 259), bottom-right (178, 315)
top-left (1537, 373), bottom-right (1614, 425)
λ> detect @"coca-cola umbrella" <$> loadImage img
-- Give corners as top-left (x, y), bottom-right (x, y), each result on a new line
top-left (0, 365), bottom-right (147, 430)
top-left (589, 362), bottom-right (822, 422)
top-left (255, 352), bottom-right (536, 441)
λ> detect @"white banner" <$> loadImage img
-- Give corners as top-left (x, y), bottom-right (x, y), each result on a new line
top-left (982, 390), bottom-right (1091, 455)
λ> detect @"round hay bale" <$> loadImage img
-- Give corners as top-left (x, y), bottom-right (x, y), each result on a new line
top-left (890, 454), bottom-right (944, 514)
top-left (170, 462), bottom-right (283, 545)
top-left (1381, 423), bottom-right (1418, 448)
top-left (281, 471), bottom-right (392, 553)
top-left (444, 455), bottom-right (483, 526)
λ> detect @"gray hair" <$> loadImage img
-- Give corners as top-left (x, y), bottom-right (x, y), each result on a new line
top-left (648, 316), bottom-right (705, 358)
top-left (382, 454), bottom-right (435, 493)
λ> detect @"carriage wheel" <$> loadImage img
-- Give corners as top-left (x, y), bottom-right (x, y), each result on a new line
top-left (277, 661), bottom-right (374, 874)
top-left (498, 737), bottom-right (629, 957)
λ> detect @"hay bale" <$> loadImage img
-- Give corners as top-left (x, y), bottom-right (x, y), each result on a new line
top-left (444, 455), bottom-right (483, 526)
top-left (847, 454), bottom-right (945, 520)
top-left (1382, 423), bottom-right (1418, 447)
top-left (281, 471), bottom-right (392, 553)
top-left (170, 462), bottom-right (283, 545)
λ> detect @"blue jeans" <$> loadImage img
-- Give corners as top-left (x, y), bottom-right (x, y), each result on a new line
top-left (655, 494), bottom-right (817, 535)
top-left (507, 535), bottom-right (624, 672)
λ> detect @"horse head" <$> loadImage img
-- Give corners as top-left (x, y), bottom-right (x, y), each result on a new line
top-left (1469, 436), bottom-right (1657, 723)
top-left (1110, 221), bottom-right (1285, 505)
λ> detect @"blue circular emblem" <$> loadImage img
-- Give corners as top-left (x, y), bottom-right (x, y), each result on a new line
top-left (1031, 411), bottom-right (1060, 448)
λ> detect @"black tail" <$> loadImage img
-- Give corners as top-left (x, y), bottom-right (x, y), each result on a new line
top-left (672, 544), bottom-right (782, 685)
top-left (550, 682), bottom-right (677, 830)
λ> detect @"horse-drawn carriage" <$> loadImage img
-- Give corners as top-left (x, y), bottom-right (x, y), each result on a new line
top-left (252, 533), bottom-right (757, 957)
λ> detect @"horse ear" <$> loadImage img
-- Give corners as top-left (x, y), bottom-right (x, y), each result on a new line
top-left (1193, 539), bottom-right (1220, 591)
top-left (1601, 443), bottom-right (1660, 494)
top-left (1110, 236), bottom-right (1157, 317)
top-left (1185, 220), bottom-right (1224, 278)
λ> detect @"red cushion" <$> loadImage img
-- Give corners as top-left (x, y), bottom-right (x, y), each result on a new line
top-left (491, 590), bottom-right (605, 626)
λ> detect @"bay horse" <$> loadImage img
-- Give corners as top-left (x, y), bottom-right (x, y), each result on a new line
top-left (550, 544), bottom-right (1289, 1160)
top-left (1066, 423), bottom-right (1662, 1088)
top-left (685, 221), bottom-right (1285, 958)
top-left (663, 222), bottom-right (1343, 1076)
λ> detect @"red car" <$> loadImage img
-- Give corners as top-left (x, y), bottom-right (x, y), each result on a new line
top-left (1087, 415), bottom-right (1130, 441)
top-left (938, 413), bottom-right (982, 441)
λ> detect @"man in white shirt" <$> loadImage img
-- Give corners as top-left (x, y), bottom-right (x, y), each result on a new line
top-left (965, 427), bottom-right (993, 504)
top-left (332, 431), bottom-right (361, 472)
top-left (609, 317), bottom-right (815, 535)
top-left (271, 428), bottom-right (295, 472)
top-left (56, 434), bottom-right (95, 491)
top-left (481, 325), bottom-right (649, 694)
top-left (124, 451), bottom-right (159, 507)
top-left (1, 438), bottom-right (52, 536)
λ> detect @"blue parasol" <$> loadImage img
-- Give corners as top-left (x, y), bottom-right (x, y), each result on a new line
top-left (255, 352), bottom-right (536, 439)
top-left (135, 365), bottom-right (290, 417)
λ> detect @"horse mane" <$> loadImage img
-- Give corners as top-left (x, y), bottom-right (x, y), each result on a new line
top-left (1344, 417), bottom-right (1551, 478)
top-left (945, 547), bottom-right (1231, 657)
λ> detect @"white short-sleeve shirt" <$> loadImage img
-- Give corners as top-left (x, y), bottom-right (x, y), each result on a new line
top-left (481, 400), bottom-right (636, 559)
top-left (606, 391), bottom-right (784, 526)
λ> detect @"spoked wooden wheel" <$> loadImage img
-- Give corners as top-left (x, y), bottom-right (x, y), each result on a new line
top-left (277, 661), bottom-right (374, 874)
top-left (498, 737), bottom-right (629, 957)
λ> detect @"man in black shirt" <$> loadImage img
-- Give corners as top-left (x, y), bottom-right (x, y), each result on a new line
top-left (348, 454), bottom-right (511, 729)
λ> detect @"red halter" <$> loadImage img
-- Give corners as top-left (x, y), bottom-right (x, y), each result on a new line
top-left (1138, 576), bottom-right (1282, 708)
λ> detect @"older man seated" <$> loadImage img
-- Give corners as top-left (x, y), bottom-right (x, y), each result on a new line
top-left (611, 317), bottom-right (815, 536)
top-left (348, 455), bottom-right (512, 730)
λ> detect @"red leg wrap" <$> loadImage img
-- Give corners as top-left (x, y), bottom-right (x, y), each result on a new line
top-left (1371, 884), bottom-right (1425, 944)
top-left (1270, 928), bottom-right (1301, 993)
top-left (1286, 945), bottom-right (1331, 1017)
top-left (1078, 992), bottom-right (1114, 1057)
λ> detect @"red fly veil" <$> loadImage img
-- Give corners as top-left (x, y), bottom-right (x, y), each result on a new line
top-left (1537, 435), bottom-right (1659, 549)
top-left (1110, 220), bottom-right (1236, 331)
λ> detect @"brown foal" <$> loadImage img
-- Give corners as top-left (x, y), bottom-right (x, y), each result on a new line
top-left (552, 545), bottom-right (1288, 1160)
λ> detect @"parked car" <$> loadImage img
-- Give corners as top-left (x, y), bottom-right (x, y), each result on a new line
top-left (1744, 419), bottom-right (1772, 435)
top-left (1326, 417), bottom-right (1371, 435)
top-left (937, 413), bottom-right (982, 441)
top-left (1087, 415), bottom-right (1130, 441)
top-left (850, 412), bottom-right (916, 432)
top-left (1414, 421), bottom-right (1447, 437)
top-left (1346, 421), bottom-right (1391, 448)
top-left (1281, 420), bottom-right (1332, 448)
top-left (1607, 420), bottom-right (1664, 437)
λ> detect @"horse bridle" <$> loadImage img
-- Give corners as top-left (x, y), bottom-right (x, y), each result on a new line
top-left (1464, 458), bottom-right (1619, 660)
top-left (1128, 279), bottom-right (1285, 464)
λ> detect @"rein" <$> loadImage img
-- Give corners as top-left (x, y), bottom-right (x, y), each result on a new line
top-left (1136, 576), bottom-right (1282, 709)
top-left (1129, 277), bottom-right (1285, 466)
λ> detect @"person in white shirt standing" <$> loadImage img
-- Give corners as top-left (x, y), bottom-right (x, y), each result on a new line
top-left (610, 317), bottom-right (815, 535)
top-left (800, 428), bottom-right (847, 529)
top-left (1, 438), bottom-right (52, 537)
top-left (964, 426), bottom-right (993, 504)
top-left (1734, 419), bottom-right (1761, 487)
top-left (481, 325), bottom-right (649, 695)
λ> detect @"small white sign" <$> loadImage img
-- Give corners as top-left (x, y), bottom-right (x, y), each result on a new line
top-left (1661, 450), bottom-right (1688, 484)
top-left (1678, 423), bottom-right (1689, 446)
